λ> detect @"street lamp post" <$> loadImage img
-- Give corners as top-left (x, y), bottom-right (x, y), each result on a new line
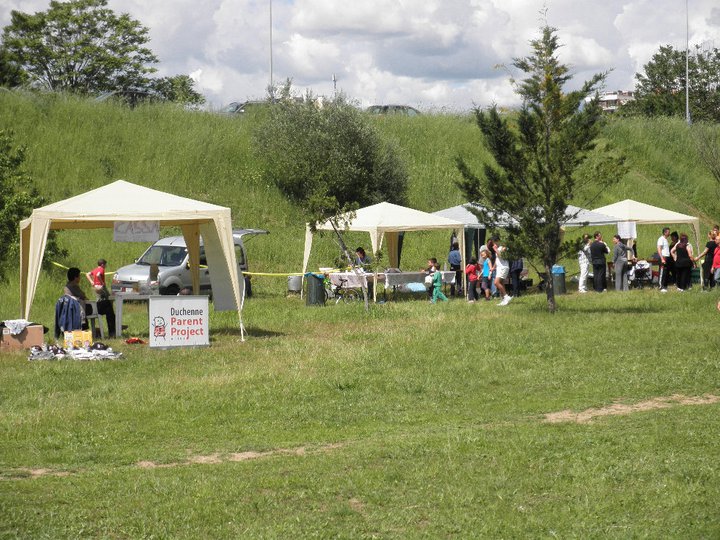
top-left (269, 0), bottom-right (274, 99)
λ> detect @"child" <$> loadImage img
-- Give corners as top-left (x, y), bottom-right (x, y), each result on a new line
top-left (425, 258), bottom-right (438, 300)
top-left (431, 264), bottom-right (448, 303)
top-left (465, 257), bottom-right (480, 302)
top-left (480, 249), bottom-right (492, 300)
top-left (494, 241), bottom-right (512, 305)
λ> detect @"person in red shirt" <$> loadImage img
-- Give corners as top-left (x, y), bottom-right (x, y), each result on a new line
top-left (85, 259), bottom-right (116, 337)
top-left (87, 259), bottom-right (108, 293)
top-left (464, 257), bottom-right (481, 303)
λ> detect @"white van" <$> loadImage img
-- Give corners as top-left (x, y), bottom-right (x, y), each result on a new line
top-left (111, 229), bottom-right (267, 295)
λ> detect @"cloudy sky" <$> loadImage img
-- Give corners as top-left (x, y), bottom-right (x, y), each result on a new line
top-left (2, 0), bottom-right (719, 111)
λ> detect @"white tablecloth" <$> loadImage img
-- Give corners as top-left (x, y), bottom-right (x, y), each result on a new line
top-left (384, 271), bottom-right (455, 287)
top-left (328, 272), bottom-right (372, 288)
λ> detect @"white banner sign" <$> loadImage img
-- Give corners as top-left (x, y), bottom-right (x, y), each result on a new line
top-left (149, 296), bottom-right (209, 348)
top-left (617, 221), bottom-right (637, 239)
top-left (113, 221), bottom-right (160, 242)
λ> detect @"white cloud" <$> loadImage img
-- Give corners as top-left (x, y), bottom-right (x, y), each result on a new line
top-left (1, 0), bottom-right (718, 110)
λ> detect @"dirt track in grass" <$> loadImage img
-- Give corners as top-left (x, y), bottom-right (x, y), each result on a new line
top-left (543, 394), bottom-right (720, 424)
top-left (5, 395), bottom-right (720, 479)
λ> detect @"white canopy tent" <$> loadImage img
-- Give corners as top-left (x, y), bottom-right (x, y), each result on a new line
top-left (433, 203), bottom-right (618, 229)
top-left (563, 205), bottom-right (621, 227)
top-left (20, 180), bottom-right (246, 337)
top-left (302, 202), bottom-right (465, 299)
top-left (592, 199), bottom-right (701, 247)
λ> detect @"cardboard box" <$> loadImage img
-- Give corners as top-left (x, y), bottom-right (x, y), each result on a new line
top-left (1, 325), bottom-right (45, 351)
top-left (63, 330), bottom-right (92, 349)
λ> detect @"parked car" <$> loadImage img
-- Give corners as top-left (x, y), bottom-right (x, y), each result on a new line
top-left (220, 100), bottom-right (269, 114)
top-left (111, 229), bottom-right (268, 295)
top-left (365, 104), bottom-right (421, 116)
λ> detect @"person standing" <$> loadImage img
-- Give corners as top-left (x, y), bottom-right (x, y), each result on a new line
top-left (486, 238), bottom-right (498, 297)
top-left (612, 235), bottom-right (629, 291)
top-left (694, 231), bottom-right (716, 289)
top-left (589, 232), bottom-right (609, 292)
top-left (671, 233), bottom-right (694, 291)
top-left (712, 235), bottom-right (720, 285)
top-left (430, 266), bottom-right (448, 304)
top-left (657, 227), bottom-right (671, 292)
top-left (86, 258), bottom-right (117, 337)
top-left (509, 258), bottom-right (523, 298)
top-left (494, 241), bottom-right (513, 305)
top-left (479, 248), bottom-right (492, 301)
top-left (578, 234), bottom-right (592, 293)
top-left (448, 242), bottom-right (463, 297)
top-left (464, 257), bottom-right (480, 303)
top-left (667, 231), bottom-right (679, 286)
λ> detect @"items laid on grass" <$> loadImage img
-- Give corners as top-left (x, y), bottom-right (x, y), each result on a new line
top-left (28, 343), bottom-right (122, 361)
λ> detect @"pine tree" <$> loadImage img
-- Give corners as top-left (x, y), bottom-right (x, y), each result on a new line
top-left (456, 25), bottom-right (625, 312)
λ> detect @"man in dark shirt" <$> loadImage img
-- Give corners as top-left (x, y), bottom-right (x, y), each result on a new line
top-left (448, 242), bottom-right (462, 297)
top-left (589, 232), bottom-right (610, 292)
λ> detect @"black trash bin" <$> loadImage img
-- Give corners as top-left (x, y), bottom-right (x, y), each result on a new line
top-left (305, 273), bottom-right (326, 306)
top-left (551, 265), bottom-right (566, 295)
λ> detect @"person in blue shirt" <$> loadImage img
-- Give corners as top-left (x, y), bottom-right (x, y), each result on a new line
top-left (448, 242), bottom-right (462, 297)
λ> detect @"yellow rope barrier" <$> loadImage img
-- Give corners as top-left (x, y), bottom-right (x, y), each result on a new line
top-left (50, 261), bottom-right (314, 278)
top-left (50, 261), bottom-right (115, 276)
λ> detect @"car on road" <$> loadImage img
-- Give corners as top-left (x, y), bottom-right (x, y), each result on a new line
top-left (111, 229), bottom-right (268, 295)
top-left (365, 104), bottom-right (421, 116)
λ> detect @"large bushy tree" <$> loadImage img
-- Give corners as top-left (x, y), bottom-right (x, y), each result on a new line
top-left (1, 0), bottom-right (158, 94)
top-left (254, 89), bottom-right (408, 227)
top-left (622, 44), bottom-right (720, 122)
top-left (456, 25), bottom-right (625, 312)
top-left (0, 130), bottom-right (65, 280)
top-left (151, 75), bottom-right (205, 106)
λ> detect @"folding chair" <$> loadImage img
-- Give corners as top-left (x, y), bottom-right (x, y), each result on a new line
top-left (85, 300), bottom-right (105, 340)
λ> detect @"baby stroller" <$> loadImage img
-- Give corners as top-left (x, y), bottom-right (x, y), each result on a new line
top-left (629, 260), bottom-right (653, 289)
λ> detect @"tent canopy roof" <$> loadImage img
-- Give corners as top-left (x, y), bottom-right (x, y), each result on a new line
top-left (432, 203), bottom-right (618, 228)
top-left (22, 180), bottom-right (228, 230)
top-left (315, 202), bottom-right (463, 233)
top-left (564, 205), bottom-right (620, 227)
top-left (591, 199), bottom-right (697, 225)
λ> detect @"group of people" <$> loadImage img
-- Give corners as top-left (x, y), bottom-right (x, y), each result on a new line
top-left (657, 225), bottom-right (720, 292)
top-left (577, 231), bottom-right (633, 292)
top-left (63, 258), bottom-right (117, 338)
top-left (576, 225), bottom-right (720, 293)
top-left (462, 236), bottom-right (519, 306)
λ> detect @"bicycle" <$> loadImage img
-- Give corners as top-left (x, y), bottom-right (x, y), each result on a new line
top-left (325, 277), bottom-right (361, 304)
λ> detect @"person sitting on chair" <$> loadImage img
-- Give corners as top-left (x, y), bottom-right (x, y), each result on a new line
top-left (64, 267), bottom-right (89, 321)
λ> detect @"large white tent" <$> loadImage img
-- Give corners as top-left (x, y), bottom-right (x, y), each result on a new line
top-left (20, 180), bottom-right (245, 335)
top-left (433, 203), bottom-right (618, 229)
top-left (592, 199), bottom-right (701, 246)
top-left (302, 202), bottom-right (465, 298)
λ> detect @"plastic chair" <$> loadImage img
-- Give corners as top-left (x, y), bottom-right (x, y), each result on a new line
top-left (85, 300), bottom-right (105, 339)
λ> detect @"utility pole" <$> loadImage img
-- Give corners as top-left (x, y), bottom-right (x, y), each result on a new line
top-left (685, 0), bottom-right (691, 125)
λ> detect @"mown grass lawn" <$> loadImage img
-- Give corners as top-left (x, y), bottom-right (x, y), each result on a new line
top-left (1, 287), bottom-right (719, 538)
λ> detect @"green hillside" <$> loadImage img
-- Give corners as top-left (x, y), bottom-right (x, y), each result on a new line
top-left (0, 91), bottom-right (718, 320)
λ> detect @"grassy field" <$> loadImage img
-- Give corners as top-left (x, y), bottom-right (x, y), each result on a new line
top-left (2, 288), bottom-right (720, 537)
top-left (1, 91), bottom-right (720, 537)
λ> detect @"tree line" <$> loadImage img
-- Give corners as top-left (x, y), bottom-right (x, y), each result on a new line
top-left (0, 0), bottom-right (204, 105)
